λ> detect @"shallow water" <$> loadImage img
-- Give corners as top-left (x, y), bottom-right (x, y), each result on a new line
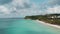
top-left (0, 19), bottom-right (60, 34)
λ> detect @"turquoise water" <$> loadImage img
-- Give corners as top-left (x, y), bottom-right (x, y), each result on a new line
top-left (0, 19), bottom-right (60, 34)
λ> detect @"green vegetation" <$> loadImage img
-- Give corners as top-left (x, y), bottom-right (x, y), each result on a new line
top-left (25, 14), bottom-right (60, 25)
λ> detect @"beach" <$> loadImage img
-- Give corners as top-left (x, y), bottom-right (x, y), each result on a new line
top-left (36, 20), bottom-right (60, 29)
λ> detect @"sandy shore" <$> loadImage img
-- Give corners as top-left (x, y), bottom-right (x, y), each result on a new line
top-left (36, 20), bottom-right (60, 28)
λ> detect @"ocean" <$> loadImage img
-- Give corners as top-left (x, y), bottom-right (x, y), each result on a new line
top-left (0, 18), bottom-right (60, 34)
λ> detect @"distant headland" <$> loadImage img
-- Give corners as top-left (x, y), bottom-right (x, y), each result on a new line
top-left (25, 14), bottom-right (60, 25)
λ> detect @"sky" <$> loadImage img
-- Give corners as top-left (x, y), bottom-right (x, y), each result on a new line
top-left (0, 0), bottom-right (60, 18)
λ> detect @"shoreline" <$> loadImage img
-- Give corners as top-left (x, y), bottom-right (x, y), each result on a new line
top-left (36, 20), bottom-right (60, 28)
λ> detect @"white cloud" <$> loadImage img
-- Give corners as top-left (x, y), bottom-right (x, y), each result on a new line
top-left (46, 6), bottom-right (60, 14)
top-left (11, 0), bottom-right (30, 8)
top-left (1, 0), bottom-right (60, 18)
top-left (3, 0), bottom-right (42, 17)
top-left (0, 0), bottom-right (31, 17)
top-left (0, 6), bottom-right (10, 14)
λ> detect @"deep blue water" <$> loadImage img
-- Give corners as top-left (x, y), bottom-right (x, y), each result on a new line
top-left (0, 19), bottom-right (60, 34)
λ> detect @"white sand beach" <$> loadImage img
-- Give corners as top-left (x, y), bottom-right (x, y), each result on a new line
top-left (36, 20), bottom-right (60, 28)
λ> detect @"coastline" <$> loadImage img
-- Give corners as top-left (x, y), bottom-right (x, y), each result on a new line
top-left (36, 20), bottom-right (60, 28)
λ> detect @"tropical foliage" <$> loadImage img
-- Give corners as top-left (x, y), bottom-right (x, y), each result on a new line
top-left (25, 14), bottom-right (60, 25)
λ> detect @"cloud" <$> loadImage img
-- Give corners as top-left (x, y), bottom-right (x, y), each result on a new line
top-left (0, 0), bottom-right (34, 18)
top-left (40, 0), bottom-right (60, 14)
top-left (46, 6), bottom-right (60, 14)
top-left (0, 5), bottom-right (10, 14)
top-left (46, 0), bottom-right (60, 7)
top-left (0, 0), bottom-right (60, 18)
top-left (0, 0), bottom-right (43, 17)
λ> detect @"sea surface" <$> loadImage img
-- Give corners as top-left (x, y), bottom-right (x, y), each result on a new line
top-left (0, 18), bottom-right (60, 34)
